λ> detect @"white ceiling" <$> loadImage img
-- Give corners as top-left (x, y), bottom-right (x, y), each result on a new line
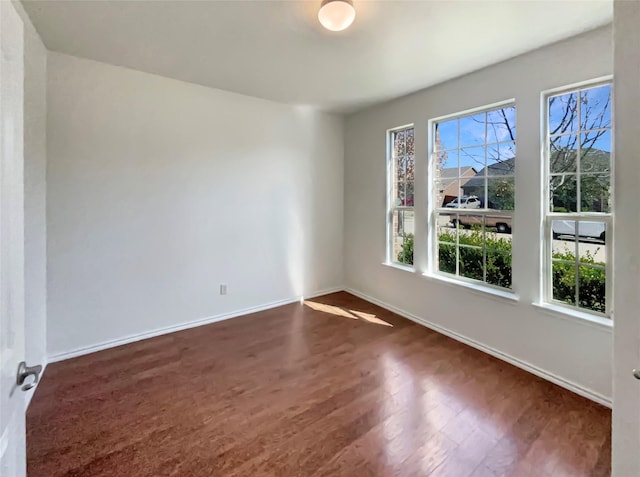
top-left (22, 0), bottom-right (612, 113)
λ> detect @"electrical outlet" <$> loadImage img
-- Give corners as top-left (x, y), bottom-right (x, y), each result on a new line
top-left (220, 284), bottom-right (227, 295)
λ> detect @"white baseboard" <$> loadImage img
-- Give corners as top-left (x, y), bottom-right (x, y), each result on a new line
top-left (303, 287), bottom-right (345, 300)
top-left (48, 286), bottom-right (344, 363)
top-left (345, 287), bottom-right (612, 408)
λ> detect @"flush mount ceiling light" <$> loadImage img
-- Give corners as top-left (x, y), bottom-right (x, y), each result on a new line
top-left (318, 0), bottom-right (356, 32)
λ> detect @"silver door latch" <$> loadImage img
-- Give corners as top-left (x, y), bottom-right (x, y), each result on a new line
top-left (16, 361), bottom-right (43, 391)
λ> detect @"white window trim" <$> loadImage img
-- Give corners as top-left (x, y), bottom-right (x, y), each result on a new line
top-left (427, 99), bottom-right (516, 293)
top-left (386, 124), bottom-right (415, 268)
top-left (422, 271), bottom-right (519, 303)
top-left (532, 301), bottom-right (613, 330)
top-left (541, 78), bottom-right (614, 319)
top-left (381, 261), bottom-right (415, 274)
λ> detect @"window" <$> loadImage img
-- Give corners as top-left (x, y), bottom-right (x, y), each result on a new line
top-left (544, 82), bottom-right (612, 316)
top-left (387, 126), bottom-right (415, 266)
top-left (431, 103), bottom-right (516, 290)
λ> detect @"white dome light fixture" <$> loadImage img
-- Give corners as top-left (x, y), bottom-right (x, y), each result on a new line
top-left (318, 0), bottom-right (356, 32)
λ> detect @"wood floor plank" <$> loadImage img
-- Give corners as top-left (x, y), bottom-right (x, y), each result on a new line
top-left (27, 292), bottom-right (611, 476)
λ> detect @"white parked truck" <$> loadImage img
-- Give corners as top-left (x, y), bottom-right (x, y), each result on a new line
top-left (552, 220), bottom-right (606, 242)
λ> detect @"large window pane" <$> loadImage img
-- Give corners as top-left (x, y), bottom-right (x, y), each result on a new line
top-left (432, 104), bottom-right (515, 291)
top-left (388, 126), bottom-right (415, 268)
top-left (546, 83), bottom-right (612, 317)
top-left (550, 218), bottom-right (608, 315)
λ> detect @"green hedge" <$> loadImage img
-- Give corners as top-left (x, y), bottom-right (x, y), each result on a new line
top-left (551, 249), bottom-right (605, 313)
top-left (438, 229), bottom-right (512, 288)
top-left (398, 230), bottom-right (605, 312)
top-left (397, 233), bottom-right (414, 265)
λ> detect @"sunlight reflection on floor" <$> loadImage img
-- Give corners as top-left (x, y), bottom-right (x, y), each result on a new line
top-left (303, 301), bottom-right (394, 327)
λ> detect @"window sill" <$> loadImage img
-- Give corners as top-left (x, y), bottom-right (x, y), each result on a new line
top-left (381, 262), bottom-right (415, 274)
top-left (421, 272), bottom-right (519, 304)
top-left (532, 302), bottom-right (612, 330)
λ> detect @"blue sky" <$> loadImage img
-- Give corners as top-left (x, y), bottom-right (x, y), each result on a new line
top-left (437, 105), bottom-right (516, 152)
top-left (436, 84), bottom-right (611, 173)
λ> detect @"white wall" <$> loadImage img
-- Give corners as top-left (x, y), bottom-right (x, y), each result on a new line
top-left (344, 26), bottom-right (613, 403)
top-left (612, 1), bottom-right (640, 474)
top-left (46, 52), bottom-right (344, 358)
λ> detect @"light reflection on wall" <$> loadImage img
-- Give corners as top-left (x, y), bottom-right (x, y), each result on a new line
top-left (286, 205), bottom-right (305, 299)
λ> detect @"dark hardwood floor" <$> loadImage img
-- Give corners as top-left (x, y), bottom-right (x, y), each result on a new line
top-left (27, 292), bottom-right (611, 477)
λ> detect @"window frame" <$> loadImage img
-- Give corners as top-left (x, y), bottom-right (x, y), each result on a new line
top-left (542, 78), bottom-right (614, 318)
top-left (386, 124), bottom-right (415, 268)
top-left (428, 100), bottom-right (517, 292)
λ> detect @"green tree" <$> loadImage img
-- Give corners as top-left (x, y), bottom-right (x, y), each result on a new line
top-left (487, 177), bottom-right (515, 210)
